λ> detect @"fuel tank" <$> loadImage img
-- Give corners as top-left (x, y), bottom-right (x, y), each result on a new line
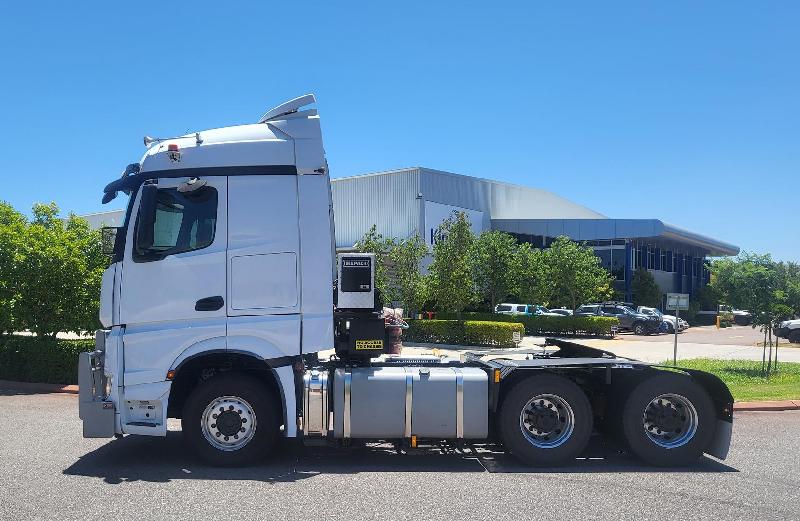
top-left (332, 366), bottom-right (488, 439)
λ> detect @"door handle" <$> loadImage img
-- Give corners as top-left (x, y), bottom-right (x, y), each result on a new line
top-left (195, 296), bottom-right (224, 311)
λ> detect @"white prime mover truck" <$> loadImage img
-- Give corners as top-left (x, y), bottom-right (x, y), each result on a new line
top-left (79, 95), bottom-right (733, 467)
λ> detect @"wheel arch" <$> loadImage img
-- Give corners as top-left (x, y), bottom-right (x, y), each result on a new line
top-left (167, 349), bottom-right (295, 434)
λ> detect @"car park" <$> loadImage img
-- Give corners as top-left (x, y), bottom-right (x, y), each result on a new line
top-left (576, 303), bottom-right (662, 335)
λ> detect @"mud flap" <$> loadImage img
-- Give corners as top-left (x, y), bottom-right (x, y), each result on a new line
top-left (707, 419), bottom-right (733, 460)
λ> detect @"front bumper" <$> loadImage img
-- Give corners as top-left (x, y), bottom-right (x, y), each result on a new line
top-left (78, 331), bottom-right (116, 438)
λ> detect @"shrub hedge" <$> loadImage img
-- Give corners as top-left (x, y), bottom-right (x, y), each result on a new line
top-left (405, 320), bottom-right (525, 347)
top-left (0, 335), bottom-right (92, 385)
top-left (434, 312), bottom-right (619, 337)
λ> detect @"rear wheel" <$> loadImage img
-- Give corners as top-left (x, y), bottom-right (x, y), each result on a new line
top-left (499, 374), bottom-right (592, 466)
top-left (182, 372), bottom-right (279, 466)
top-left (620, 372), bottom-right (714, 466)
top-left (633, 322), bottom-right (646, 335)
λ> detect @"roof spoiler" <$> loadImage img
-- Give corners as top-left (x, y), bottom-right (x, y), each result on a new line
top-left (257, 94), bottom-right (316, 123)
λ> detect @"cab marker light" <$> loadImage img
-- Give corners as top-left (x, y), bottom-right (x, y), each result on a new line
top-left (166, 370), bottom-right (176, 380)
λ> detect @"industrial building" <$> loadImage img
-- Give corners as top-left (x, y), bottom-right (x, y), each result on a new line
top-left (87, 166), bottom-right (739, 302)
top-left (331, 167), bottom-right (738, 301)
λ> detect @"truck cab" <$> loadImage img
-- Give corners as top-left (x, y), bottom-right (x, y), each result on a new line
top-left (80, 95), bottom-right (734, 468)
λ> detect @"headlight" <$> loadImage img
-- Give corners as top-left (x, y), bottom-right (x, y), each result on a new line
top-left (104, 373), bottom-right (113, 399)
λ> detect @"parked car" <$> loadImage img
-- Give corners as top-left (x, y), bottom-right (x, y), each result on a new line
top-left (576, 302), bottom-right (662, 335)
top-left (776, 319), bottom-right (800, 344)
top-left (548, 308), bottom-right (573, 316)
top-left (637, 306), bottom-right (689, 333)
top-left (531, 305), bottom-right (563, 317)
top-left (696, 305), bottom-right (752, 326)
top-left (494, 303), bottom-right (562, 317)
top-left (494, 303), bottom-right (530, 315)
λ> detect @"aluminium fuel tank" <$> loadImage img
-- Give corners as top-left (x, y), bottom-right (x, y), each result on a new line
top-left (332, 366), bottom-right (488, 439)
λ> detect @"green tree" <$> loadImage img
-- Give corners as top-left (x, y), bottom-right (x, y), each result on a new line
top-left (471, 230), bottom-right (518, 310)
top-left (354, 225), bottom-right (395, 305)
top-left (515, 242), bottom-right (551, 306)
top-left (0, 202), bottom-right (28, 334)
top-left (427, 211), bottom-right (477, 316)
top-left (632, 267), bottom-right (663, 308)
top-left (388, 233), bottom-right (428, 313)
top-left (545, 236), bottom-right (613, 310)
top-left (11, 203), bottom-right (108, 337)
top-left (709, 252), bottom-right (790, 375)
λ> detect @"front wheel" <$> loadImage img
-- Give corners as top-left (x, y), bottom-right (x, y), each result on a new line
top-left (633, 322), bottom-right (646, 335)
top-left (498, 374), bottom-right (592, 466)
top-left (182, 372), bottom-right (279, 466)
top-left (620, 373), bottom-right (714, 466)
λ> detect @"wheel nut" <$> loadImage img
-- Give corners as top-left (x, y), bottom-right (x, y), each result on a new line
top-left (240, 428), bottom-right (246, 433)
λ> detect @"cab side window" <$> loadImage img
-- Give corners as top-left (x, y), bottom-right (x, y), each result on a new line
top-left (134, 186), bottom-right (218, 261)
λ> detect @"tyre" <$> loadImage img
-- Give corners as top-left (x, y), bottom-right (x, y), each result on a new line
top-left (633, 322), bottom-right (646, 335)
top-left (620, 372), bottom-right (714, 467)
top-left (182, 372), bottom-right (279, 466)
top-left (498, 374), bottom-right (592, 466)
top-left (666, 322), bottom-right (675, 334)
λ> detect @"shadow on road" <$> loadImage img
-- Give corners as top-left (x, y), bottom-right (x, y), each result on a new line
top-left (63, 432), bottom-right (737, 484)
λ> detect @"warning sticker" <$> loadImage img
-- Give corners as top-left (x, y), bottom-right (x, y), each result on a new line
top-left (355, 339), bottom-right (384, 350)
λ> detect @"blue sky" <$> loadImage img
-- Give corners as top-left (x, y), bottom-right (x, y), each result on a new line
top-left (0, 2), bottom-right (797, 260)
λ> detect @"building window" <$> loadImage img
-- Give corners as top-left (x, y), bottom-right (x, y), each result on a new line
top-left (610, 248), bottom-right (625, 281)
top-left (595, 249), bottom-right (612, 270)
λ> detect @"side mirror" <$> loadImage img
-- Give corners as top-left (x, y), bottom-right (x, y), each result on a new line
top-left (136, 183), bottom-right (157, 251)
top-left (100, 227), bottom-right (119, 255)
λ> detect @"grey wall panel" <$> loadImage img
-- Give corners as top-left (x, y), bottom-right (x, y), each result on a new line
top-left (419, 168), bottom-right (606, 220)
top-left (331, 169), bottom-right (421, 248)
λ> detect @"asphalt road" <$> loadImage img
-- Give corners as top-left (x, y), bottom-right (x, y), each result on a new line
top-left (1, 391), bottom-right (799, 521)
top-left (616, 325), bottom-right (768, 346)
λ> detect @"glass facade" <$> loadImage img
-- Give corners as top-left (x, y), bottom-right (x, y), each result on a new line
top-left (507, 233), bottom-right (712, 300)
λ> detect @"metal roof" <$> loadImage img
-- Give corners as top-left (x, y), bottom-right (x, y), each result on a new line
top-left (491, 218), bottom-right (739, 256)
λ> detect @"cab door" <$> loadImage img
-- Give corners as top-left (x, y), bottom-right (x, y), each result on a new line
top-left (119, 176), bottom-right (228, 386)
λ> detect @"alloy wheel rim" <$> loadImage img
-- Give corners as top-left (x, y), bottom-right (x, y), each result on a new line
top-left (201, 395), bottom-right (257, 451)
top-left (642, 393), bottom-right (698, 449)
top-left (519, 393), bottom-right (575, 449)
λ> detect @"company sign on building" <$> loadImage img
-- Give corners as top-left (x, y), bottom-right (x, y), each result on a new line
top-left (423, 201), bottom-right (485, 248)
